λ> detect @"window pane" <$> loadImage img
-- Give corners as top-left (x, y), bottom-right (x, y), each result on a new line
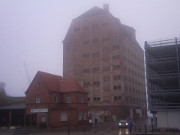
top-left (61, 113), bottom-right (67, 121)
top-left (83, 113), bottom-right (87, 120)
top-left (79, 113), bottom-right (82, 120)
top-left (36, 97), bottom-right (40, 103)
top-left (42, 114), bottom-right (47, 122)
top-left (67, 96), bottom-right (71, 103)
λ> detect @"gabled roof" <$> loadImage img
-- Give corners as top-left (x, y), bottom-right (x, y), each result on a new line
top-left (26, 71), bottom-right (86, 94)
top-left (75, 7), bottom-right (108, 20)
top-left (59, 79), bottom-right (86, 93)
top-left (38, 71), bottom-right (62, 92)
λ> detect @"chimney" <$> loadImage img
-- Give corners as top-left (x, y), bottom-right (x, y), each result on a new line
top-left (103, 4), bottom-right (109, 12)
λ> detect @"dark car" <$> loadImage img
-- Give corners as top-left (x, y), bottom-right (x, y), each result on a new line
top-left (119, 120), bottom-right (128, 128)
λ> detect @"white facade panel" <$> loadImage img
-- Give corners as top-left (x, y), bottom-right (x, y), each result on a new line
top-left (157, 111), bottom-right (180, 129)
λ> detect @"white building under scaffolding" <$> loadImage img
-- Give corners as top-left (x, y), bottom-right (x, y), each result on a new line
top-left (145, 37), bottom-right (180, 129)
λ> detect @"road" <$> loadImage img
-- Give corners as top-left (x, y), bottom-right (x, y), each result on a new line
top-left (2, 117), bottom-right (179, 135)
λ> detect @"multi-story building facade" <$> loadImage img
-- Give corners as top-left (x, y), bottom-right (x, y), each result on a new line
top-left (63, 5), bottom-right (147, 120)
top-left (145, 38), bottom-right (180, 128)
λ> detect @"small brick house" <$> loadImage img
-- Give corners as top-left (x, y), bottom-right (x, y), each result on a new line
top-left (25, 71), bottom-right (88, 128)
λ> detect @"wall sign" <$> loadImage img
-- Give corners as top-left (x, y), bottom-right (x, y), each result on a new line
top-left (31, 108), bottom-right (48, 113)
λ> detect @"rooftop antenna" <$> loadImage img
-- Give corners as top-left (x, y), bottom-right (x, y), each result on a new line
top-left (23, 61), bottom-right (31, 84)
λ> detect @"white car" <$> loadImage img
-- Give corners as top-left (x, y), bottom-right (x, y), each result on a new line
top-left (119, 120), bottom-right (128, 128)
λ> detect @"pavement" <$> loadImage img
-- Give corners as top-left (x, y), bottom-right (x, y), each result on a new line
top-left (1, 118), bottom-right (180, 135)
top-left (1, 127), bottom-right (180, 135)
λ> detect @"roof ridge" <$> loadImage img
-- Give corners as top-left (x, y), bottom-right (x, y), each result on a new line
top-left (74, 6), bottom-right (107, 20)
top-left (37, 71), bottom-right (62, 78)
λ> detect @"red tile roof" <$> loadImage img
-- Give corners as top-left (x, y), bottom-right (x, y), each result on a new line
top-left (38, 71), bottom-right (62, 92)
top-left (26, 71), bottom-right (86, 94)
top-left (59, 79), bottom-right (86, 93)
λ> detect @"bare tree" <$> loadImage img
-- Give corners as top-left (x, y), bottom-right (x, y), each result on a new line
top-left (0, 82), bottom-right (9, 104)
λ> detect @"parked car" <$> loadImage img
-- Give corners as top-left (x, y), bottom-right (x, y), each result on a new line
top-left (119, 120), bottom-right (128, 128)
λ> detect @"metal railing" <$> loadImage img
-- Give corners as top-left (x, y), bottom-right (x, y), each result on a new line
top-left (146, 37), bottom-right (180, 47)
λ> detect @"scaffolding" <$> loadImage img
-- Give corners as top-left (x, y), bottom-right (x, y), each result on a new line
top-left (145, 37), bottom-right (180, 112)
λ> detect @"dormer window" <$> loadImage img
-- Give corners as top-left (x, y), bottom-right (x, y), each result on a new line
top-left (36, 96), bottom-right (40, 103)
top-left (67, 96), bottom-right (71, 103)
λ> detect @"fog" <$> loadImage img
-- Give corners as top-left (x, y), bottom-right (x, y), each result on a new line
top-left (0, 0), bottom-right (180, 96)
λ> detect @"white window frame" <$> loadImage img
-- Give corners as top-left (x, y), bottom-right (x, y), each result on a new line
top-left (60, 113), bottom-right (67, 121)
top-left (36, 96), bottom-right (40, 103)
top-left (83, 113), bottom-right (87, 120)
top-left (41, 114), bottom-right (47, 122)
top-left (67, 96), bottom-right (71, 103)
top-left (79, 113), bottom-right (82, 121)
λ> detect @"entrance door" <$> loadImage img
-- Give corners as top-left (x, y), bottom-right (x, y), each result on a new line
top-left (32, 114), bottom-right (37, 126)
top-left (41, 114), bottom-right (47, 128)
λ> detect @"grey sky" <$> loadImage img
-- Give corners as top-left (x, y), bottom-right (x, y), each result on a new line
top-left (0, 0), bottom-right (180, 96)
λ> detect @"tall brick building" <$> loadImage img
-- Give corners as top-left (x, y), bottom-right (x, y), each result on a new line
top-left (63, 5), bottom-right (146, 120)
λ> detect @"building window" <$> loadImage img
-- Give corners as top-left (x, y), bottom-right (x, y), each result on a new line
top-left (112, 55), bottom-right (120, 60)
top-left (113, 75), bottom-right (121, 80)
top-left (83, 113), bottom-right (87, 120)
top-left (114, 96), bottom-right (121, 101)
top-left (41, 114), bottom-right (47, 122)
top-left (114, 85), bottom-right (121, 90)
top-left (67, 96), bottom-right (71, 103)
top-left (93, 82), bottom-right (100, 87)
top-left (81, 97), bottom-right (84, 103)
top-left (60, 113), bottom-right (67, 121)
top-left (83, 82), bottom-right (90, 87)
top-left (53, 96), bottom-right (58, 103)
top-left (92, 67), bottom-right (99, 72)
top-left (79, 113), bottom-right (82, 120)
top-left (113, 65), bottom-right (120, 70)
top-left (36, 96), bottom-right (40, 103)
top-left (93, 97), bottom-right (100, 102)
